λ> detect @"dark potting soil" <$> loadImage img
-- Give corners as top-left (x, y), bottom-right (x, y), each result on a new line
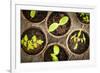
top-left (47, 12), bottom-right (71, 36)
top-left (76, 13), bottom-right (90, 24)
top-left (22, 10), bottom-right (47, 23)
top-left (68, 30), bottom-right (89, 54)
top-left (21, 27), bottom-right (46, 55)
top-left (44, 45), bottom-right (69, 61)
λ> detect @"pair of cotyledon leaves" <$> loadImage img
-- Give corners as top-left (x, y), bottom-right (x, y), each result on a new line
top-left (48, 16), bottom-right (69, 32)
top-left (50, 45), bottom-right (60, 61)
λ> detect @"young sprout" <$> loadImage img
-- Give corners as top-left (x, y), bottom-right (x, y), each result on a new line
top-left (59, 16), bottom-right (69, 25)
top-left (74, 43), bottom-right (78, 50)
top-left (48, 16), bottom-right (69, 32)
top-left (83, 34), bottom-right (86, 44)
top-left (50, 45), bottom-right (60, 61)
top-left (70, 30), bottom-right (86, 50)
top-left (32, 35), bottom-right (37, 42)
top-left (21, 34), bottom-right (28, 47)
top-left (48, 23), bottom-right (58, 32)
top-left (21, 34), bottom-right (44, 51)
top-left (30, 10), bottom-right (36, 18)
top-left (77, 30), bottom-right (82, 38)
top-left (27, 40), bottom-right (33, 50)
top-left (51, 53), bottom-right (58, 61)
top-left (80, 13), bottom-right (85, 17)
top-left (53, 45), bottom-right (60, 55)
top-left (79, 13), bottom-right (90, 23)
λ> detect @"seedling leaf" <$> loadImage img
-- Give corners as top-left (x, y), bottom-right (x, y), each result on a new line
top-left (51, 53), bottom-right (58, 61)
top-left (53, 45), bottom-right (60, 55)
top-left (37, 40), bottom-right (44, 45)
top-left (27, 40), bottom-right (34, 50)
top-left (24, 35), bottom-right (28, 41)
top-left (32, 35), bottom-right (37, 42)
top-left (83, 34), bottom-right (86, 44)
top-left (80, 13), bottom-right (84, 17)
top-left (71, 34), bottom-right (76, 40)
top-left (74, 43), bottom-right (78, 50)
top-left (21, 39), bottom-right (24, 45)
top-left (80, 38), bottom-right (84, 43)
top-left (59, 16), bottom-right (69, 25)
top-left (23, 42), bottom-right (27, 47)
top-left (48, 23), bottom-right (58, 32)
top-left (30, 10), bottom-right (36, 18)
top-left (78, 30), bottom-right (82, 37)
top-left (33, 43), bottom-right (37, 48)
top-left (73, 37), bottom-right (77, 43)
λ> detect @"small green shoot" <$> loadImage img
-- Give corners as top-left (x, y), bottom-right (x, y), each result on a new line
top-left (21, 34), bottom-right (28, 47)
top-left (53, 45), bottom-right (60, 55)
top-left (21, 34), bottom-right (44, 50)
top-left (37, 40), bottom-right (44, 45)
top-left (59, 16), bottom-right (69, 25)
top-left (48, 23), bottom-right (58, 32)
top-left (74, 43), bottom-right (78, 50)
top-left (30, 10), bottom-right (36, 18)
top-left (32, 35), bottom-right (37, 42)
top-left (48, 16), bottom-right (69, 32)
top-left (51, 53), bottom-right (58, 61)
top-left (27, 40), bottom-right (33, 50)
top-left (70, 30), bottom-right (86, 50)
top-left (79, 13), bottom-right (90, 23)
top-left (50, 45), bottom-right (60, 61)
top-left (83, 34), bottom-right (86, 44)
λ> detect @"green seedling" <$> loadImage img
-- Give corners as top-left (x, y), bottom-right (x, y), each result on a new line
top-left (27, 40), bottom-right (33, 50)
top-left (70, 30), bottom-right (86, 50)
top-left (50, 45), bottom-right (60, 61)
top-left (30, 10), bottom-right (36, 18)
top-left (21, 34), bottom-right (44, 51)
top-left (79, 13), bottom-right (90, 23)
top-left (21, 34), bottom-right (28, 47)
top-left (51, 53), bottom-right (58, 61)
top-left (83, 34), bottom-right (86, 44)
top-left (48, 16), bottom-right (69, 32)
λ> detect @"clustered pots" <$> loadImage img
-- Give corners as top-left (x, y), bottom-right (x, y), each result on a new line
top-left (21, 10), bottom-right (90, 63)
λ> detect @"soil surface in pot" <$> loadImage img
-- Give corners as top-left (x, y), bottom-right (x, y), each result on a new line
top-left (76, 13), bottom-right (90, 24)
top-left (22, 10), bottom-right (47, 23)
top-left (68, 30), bottom-right (89, 54)
top-left (44, 44), bottom-right (69, 61)
top-left (47, 12), bottom-right (71, 36)
top-left (21, 27), bottom-right (46, 55)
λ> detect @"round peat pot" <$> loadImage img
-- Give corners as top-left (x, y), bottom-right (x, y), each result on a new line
top-left (22, 10), bottom-right (48, 23)
top-left (44, 43), bottom-right (69, 62)
top-left (76, 13), bottom-right (90, 24)
top-left (46, 12), bottom-right (71, 38)
top-left (67, 29), bottom-right (89, 54)
top-left (21, 27), bottom-right (47, 55)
